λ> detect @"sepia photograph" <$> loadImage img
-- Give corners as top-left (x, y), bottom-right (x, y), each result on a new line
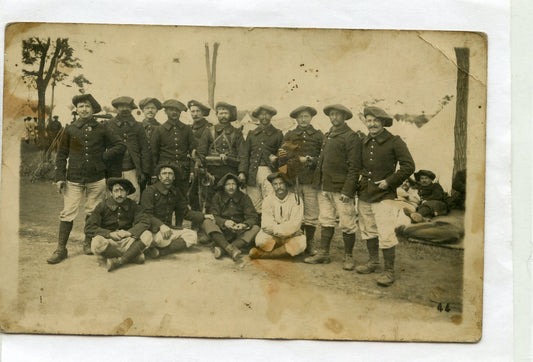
top-left (0, 23), bottom-right (486, 342)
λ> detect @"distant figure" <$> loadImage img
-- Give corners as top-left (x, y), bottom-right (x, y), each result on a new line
top-left (404, 170), bottom-right (449, 223)
top-left (23, 117), bottom-right (32, 143)
top-left (46, 115), bottom-right (63, 151)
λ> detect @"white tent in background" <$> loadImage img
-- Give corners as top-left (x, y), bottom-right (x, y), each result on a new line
top-left (390, 102), bottom-right (456, 192)
top-left (236, 112), bottom-right (257, 139)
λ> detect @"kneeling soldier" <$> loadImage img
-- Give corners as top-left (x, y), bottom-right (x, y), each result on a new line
top-left (141, 164), bottom-right (214, 257)
top-left (85, 178), bottom-right (152, 272)
top-left (206, 173), bottom-right (260, 260)
top-left (249, 172), bottom-right (306, 259)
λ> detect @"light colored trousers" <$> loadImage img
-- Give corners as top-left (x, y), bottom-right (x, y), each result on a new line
top-left (59, 179), bottom-right (106, 222)
top-left (317, 190), bottom-right (358, 234)
top-left (247, 166), bottom-right (274, 213)
top-left (255, 229), bottom-right (306, 256)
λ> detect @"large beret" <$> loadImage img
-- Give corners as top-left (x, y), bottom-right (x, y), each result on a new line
top-left (111, 96), bottom-right (137, 110)
top-left (187, 100), bottom-right (211, 116)
top-left (215, 101), bottom-right (238, 122)
top-left (323, 104), bottom-right (353, 120)
top-left (216, 172), bottom-right (242, 190)
top-left (363, 106), bottom-right (393, 127)
top-left (266, 171), bottom-right (292, 186)
top-left (289, 105), bottom-right (317, 119)
top-left (162, 99), bottom-right (187, 112)
top-left (72, 94), bottom-right (102, 114)
top-left (414, 170), bottom-right (436, 182)
top-left (252, 105), bottom-right (277, 118)
top-left (139, 97), bottom-right (162, 110)
top-left (106, 177), bottom-right (136, 195)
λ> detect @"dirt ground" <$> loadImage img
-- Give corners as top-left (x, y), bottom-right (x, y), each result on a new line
top-left (6, 179), bottom-right (465, 340)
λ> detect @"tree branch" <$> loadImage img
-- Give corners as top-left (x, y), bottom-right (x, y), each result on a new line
top-left (205, 43), bottom-right (211, 80)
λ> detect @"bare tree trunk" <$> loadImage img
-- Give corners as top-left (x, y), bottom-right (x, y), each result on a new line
top-left (205, 42), bottom-right (220, 108)
top-left (37, 85), bottom-right (47, 150)
top-left (453, 47), bottom-right (469, 182)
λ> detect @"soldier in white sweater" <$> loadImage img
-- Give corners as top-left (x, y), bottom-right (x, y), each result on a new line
top-left (249, 172), bottom-right (306, 259)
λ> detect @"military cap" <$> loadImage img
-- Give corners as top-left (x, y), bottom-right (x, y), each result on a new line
top-left (107, 177), bottom-right (136, 195)
top-left (216, 172), bottom-right (242, 190)
top-left (215, 101), bottom-right (238, 122)
top-left (187, 100), bottom-right (211, 116)
top-left (414, 170), bottom-right (436, 182)
top-left (323, 104), bottom-right (353, 120)
top-left (266, 171), bottom-right (292, 186)
top-left (111, 96), bottom-right (138, 110)
top-left (53, 115), bottom-right (59, 120)
top-left (162, 99), bottom-right (187, 112)
top-left (252, 105), bottom-right (277, 118)
top-left (363, 106), bottom-right (393, 127)
top-left (139, 97), bottom-right (162, 110)
top-left (72, 94), bottom-right (102, 113)
top-left (289, 105), bottom-right (317, 119)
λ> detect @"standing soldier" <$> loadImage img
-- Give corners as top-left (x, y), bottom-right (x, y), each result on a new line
top-left (150, 99), bottom-right (195, 224)
top-left (47, 94), bottom-right (125, 264)
top-left (280, 106), bottom-right (324, 255)
top-left (188, 100), bottom-right (212, 211)
top-left (356, 106), bottom-right (415, 287)
top-left (304, 104), bottom-right (360, 270)
top-left (139, 97), bottom-right (163, 145)
top-left (107, 96), bottom-right (152, 203)
top-left (46, 115), bottom-right (63, 152)
top-left (242, 105), bottom-right (284, 215)
top-left (196, 101), bottom-right (246, 207)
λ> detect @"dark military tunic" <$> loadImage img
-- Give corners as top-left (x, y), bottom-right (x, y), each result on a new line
top-left (358, 129), bottom-right (415, 203)
top-left (140, 181), bottom-right (204, 232)
top-left (282, 125), bottom-right (325, 185)
top-left (208, 190), bottom-right (258, 229)
top-left (191, 118), bottom-right (212, 148)
top-left (242, 124), bottom-right (283, 186)
top-left (142, 118), bottom-right (161, 147)
top-left (312, 123), bottom-right (360, 197)
top-left (84, 197), bottom-right (150, 239)
top-left (55, 117), bottom-right (125, 183)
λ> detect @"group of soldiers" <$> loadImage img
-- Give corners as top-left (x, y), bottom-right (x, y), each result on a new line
top-left (46, 92), bottom-right (417, 288)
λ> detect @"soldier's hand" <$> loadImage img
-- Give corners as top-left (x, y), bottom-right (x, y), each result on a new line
top-left (117, 230), bottom-right (131, 238)
top-left (55, 181), bottom-right (66, 194)
top-left (220, 153), bottom-right (227, 163)
top-left (109, 231), bottom-right (122, 241)
top-left (278, 149), bottom-right (287, 158)
top-left (189, 172), bottom-right (194, 184)
top-left (269, 154), bottom-right (278, 163)
top-left (299, 156), bottom-right (307, 163)
top-left (224, 219), bottom-right (236, 229)
top-left (375, 179), bottom-right (389, 190)
top-left (238, 173), bottom-right (246, 184)
top-left (339, 194), bottom-right (353, 203)
top-left (160, 224), bottom-right (173, 239)
top-left (204, 214), bottom-right (215, 222)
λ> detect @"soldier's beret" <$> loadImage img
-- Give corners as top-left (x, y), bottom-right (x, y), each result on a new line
top-left (162, 99), bottom-right (187, 112)
top-left (72, 94), bottom-right (102, 114)
top-left (107, 177), bottom-right (136, 195)
top-left (111, 96), bottom-right (138, 110)
top-left (252, 105), bottom-right (277, 118)
top-left (139, 97), bottom-right (162, 110)
top-left (187, 100), bottom-right (211, 116)
top-left (155, 163), bottom-right (181, 178)
top-left (289, 106), bottom-right (317, 119)
top-left (215, 101), bottom-right (238, 122)
top-left (266, 171), bottom-right (292, 186)
top-left (414, 170), bottom-right (436, 181)
top-left (363, 106), bottom-right (393, 127)
top-left (323, 104), bottom-right (353, 120)
top-left (217, 172), bottom-right (242, 190)
top-left (53, 115), bottom-right (59, 119)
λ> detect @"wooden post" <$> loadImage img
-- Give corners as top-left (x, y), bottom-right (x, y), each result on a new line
top-left (205, 42), bottom-right (220, 108)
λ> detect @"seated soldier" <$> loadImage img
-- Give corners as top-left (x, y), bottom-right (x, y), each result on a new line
top-left (141, 164), bottom-right (217, 258)
top-left (85, 178), bottom-right (152, 272)
top-left (405, 170), bottom-right (449, 223)
top-left (206, 173), bottom-right (260, 260)
top-left (396, 178), bottom-right (420, 213)
top-left (249, 172), bottom-right (306, 259)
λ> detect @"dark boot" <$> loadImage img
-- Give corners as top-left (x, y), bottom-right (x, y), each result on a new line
top-left (100, 243), bottom-right (122, 259)
top-left (377, 247), bottom-right (396, 287)
top-left (107, 239), bottom-right (145, 272)
top-left (342, 232), bottom-right (356, 270)
top-left (249, 245), bottom-right (289, 259)
top-left (210, 232), bottom-right (233, 260)
top-left (304, 225), bottom-right (317, 256)
top-left (47, 221), bottom-right (73, 264)
top-left (224, 244), bottom-right (242, 262)
top-left (356, 238), bottom-right (380, 274)
top-left (231, 238), bottom-right (248, 252)
top-left (82, 235), bottom-right (93, 255)
top-left (158, 238), bottom-right (187, 257)
top-left (304, 226), bottom-right (334, 264)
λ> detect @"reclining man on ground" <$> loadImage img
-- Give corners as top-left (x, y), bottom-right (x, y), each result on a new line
top-left (404, 169), bottom-right (449, 223)
top-left (204, 173), bottom-right (260, 261)
top-left (84, 178), bottom-right (152, 272)
top-left (140, 164), bottom-right (217, 259)
top-left (249, 172), bottom-right (306, 259)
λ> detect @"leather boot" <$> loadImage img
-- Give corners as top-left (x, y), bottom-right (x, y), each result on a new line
top-left (82, 234), bottom-right (94, 255)
top-left (224, 244), bottom-right (242, 262)
top-left (249, 245), bottom-right (288, 259)
top-left (304, 226), bottom-right (334, 264)
top-left (231, 238), bottom-right (248, 252)
top-left (107, 239), bottom-right (145, 272)
top-left (342, 232), bottom-right (356, 270)
top-left (304, 225), bottom-right (317, 256)
top-left (47, 221), bottom-right (73, 264)
top-left (356, 238), bottom-right (380, 274)
top-left (100, 242), bottom-right (122, 259)
top-left (210, 232), bottom-right (230, 259)
top-left (377, 247), bottom-right (396, 287)
top-left (158, 238), bottom-right (187, 257)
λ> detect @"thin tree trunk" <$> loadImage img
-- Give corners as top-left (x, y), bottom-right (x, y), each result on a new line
top-left (453, 47), bottom-right (469, 181)
top-left (37, 86), bottom-right (47, 150)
